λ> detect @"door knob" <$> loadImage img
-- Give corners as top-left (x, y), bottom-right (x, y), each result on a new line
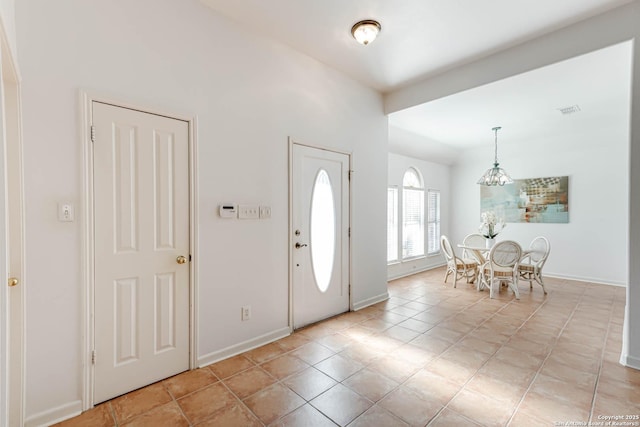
top-left (295, 242), bottom-right (308, 249)
top-left (8, 277), bottom-right (19, 287)
top-left (176, 255), bottom-right (187, 264)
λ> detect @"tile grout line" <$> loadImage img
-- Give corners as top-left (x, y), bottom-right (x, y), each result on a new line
top-left (504, 283), bottom-right (598, 426)
top-left (106, 401), bottom-right (118, 427)
top-left (587, 292), bottom-right (617, 425)
top-left (160, 378), bottom-right (193, 426)
top-left (271, 288), bottom-right (486, 425)
top-left (58, 273), bottom-right (622, 427)
top-left (425, 289), bottom-right (554, 426)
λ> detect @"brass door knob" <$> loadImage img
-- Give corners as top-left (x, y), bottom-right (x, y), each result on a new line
top-left (176, 256), bottom-right (187, 264)
top-left (8, 277), bottom-right (19, 287)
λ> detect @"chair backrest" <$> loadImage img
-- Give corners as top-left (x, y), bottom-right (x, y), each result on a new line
top-left (489, 240), bottom-right (522, 268)
top-left (528, 236), bottom-right (550, 265)
top-left (463, 233), bottom-right (486, 248)
top-left (440, 235), bottom-right (456, 262)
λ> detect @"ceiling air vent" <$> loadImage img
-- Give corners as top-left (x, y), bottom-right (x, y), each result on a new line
top-left (557, 105), bottom-right (581, 115)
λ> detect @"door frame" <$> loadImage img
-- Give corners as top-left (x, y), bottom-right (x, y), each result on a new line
top-left (80, 92), bottom-right (198, 409)
top-left (1, 27), bottom-right (25, 427)
top-left (288, 137), bottom-right (352, 330)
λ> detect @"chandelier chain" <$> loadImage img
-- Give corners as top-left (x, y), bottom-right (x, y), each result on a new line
top-left (493, 126), bottom-right (501, 166)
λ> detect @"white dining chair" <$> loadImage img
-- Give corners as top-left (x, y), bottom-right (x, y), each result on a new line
top-left (441, 235), bottom-right (478, 286)
top-left (519, 236), bottom-right (550, 294)
top-left (482, 240), bottom-right (522, 299)
top-left (462, 233), bottom-right (487, 261)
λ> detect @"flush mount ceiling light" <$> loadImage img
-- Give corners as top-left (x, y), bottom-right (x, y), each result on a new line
top-left (351, 20), bottom-right (381, 45)
top-left (477, 126), bottom-right (514, 186)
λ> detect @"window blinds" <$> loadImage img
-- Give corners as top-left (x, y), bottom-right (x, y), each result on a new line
top-left (403, 188), bottom-right (424, 258)
top-left (387, 187), bottom-right (398, 262)
top-left (427, 190), bottom-right (441, 254)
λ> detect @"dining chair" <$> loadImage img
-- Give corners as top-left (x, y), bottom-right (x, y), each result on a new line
top-left (519, 236), bottom-right (550, 294)
top-left (441, 235), bottom-right (478, 286)
top-left (481, 240), bottom-right (522, 299)
top-left (462, 233), bottom-right (487, 262)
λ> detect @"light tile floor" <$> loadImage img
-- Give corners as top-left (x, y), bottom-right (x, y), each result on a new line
top-left (55, 267), bottom-right (640, 426)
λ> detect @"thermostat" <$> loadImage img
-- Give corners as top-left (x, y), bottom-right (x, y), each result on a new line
top-left (219, 203), bottom-right (237, 218)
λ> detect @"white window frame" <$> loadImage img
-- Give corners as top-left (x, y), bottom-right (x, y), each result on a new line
top-left (427, 189), bottom-right (441, 255)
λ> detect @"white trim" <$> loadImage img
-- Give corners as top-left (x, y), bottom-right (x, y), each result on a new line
top-left (543, 272), bottom-right (627, 287)
top-left (387, 262), bottom-right (447, 281)
top-left (0, 21), bottom-right (25, 427)
top-left (189, 116), bottom-right (199, 370)
top-left (80, 91), bottom-right (198, 410)
top-left (79, 91), bottom-right (94, 410)
top-left (619, 353), bottom-right (640, 371)
top-left (0, 17), bottom-right (21, 83)
top-left (288, 138), bottom-right (353, 325)
top-left (287, 138), bottom-right (293, 330)
top-left (23, 400), bottom-right (82, 427)
top-left (197, 327), bottom-right (291, 368)
top-left (352, 292), bottom-right (389, 311)
top-left (383, 267), bottom-right (627, 287)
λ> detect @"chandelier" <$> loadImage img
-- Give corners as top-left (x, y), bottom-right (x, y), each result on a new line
top-left (477, 126), bottom-right (513, 186)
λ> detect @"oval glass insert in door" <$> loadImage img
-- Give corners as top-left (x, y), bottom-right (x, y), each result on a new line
top-left (310, 169), bottom-right (336, 293)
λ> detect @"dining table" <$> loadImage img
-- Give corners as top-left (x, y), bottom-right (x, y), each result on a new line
top-left (457, 243), bottom-right (490, 265)
top-left (458, 241), bottom-right (532, 293)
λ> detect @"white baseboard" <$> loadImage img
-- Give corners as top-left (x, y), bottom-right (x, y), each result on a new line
top-left (545, 272), bottom-right (627, 287)
top-left (387, 262), bottom-right (446, 281)
top-left (352, 292), bottom-right (389, 311)
top-left (24, 400), bottom-right (83, 427)
top-left (197, 327), bottom-right (291, 368)
top-left (620, 353), bottom-right (640, 370)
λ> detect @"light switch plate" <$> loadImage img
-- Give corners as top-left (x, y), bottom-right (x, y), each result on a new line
top-left (58, 202), bottom-right (75, 222)
top-left (238, 204), bottom-right (259, 219)
top-left (259, 206), bottom-right (271, 219)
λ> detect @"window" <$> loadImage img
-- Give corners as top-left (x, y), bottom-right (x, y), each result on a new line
top-left (402, 168), bottom-right (424, 259)
top-left (427, 190), bottom-right (441, 254)
top-left (387, 187), bottom-right (398, 262)
top-left (310, 169), bottom-right (335, 293)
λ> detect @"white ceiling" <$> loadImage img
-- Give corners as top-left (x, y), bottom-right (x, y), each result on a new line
top-left (200, 0), bottom-right (631, 93)
top-left (389, 41), bottom-right (633, 149)
top-left (200, 0), bottom-right (633, 160)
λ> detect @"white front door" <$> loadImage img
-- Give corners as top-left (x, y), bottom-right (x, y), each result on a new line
top-left (92, 102), bottom-right (190, 403)
top-left (292, 144), bottom-right (350, 329)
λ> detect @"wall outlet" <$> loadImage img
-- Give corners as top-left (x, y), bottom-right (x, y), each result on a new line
top-left (238, 205), bottom-right (259, 219)
top-left (259, 206), bottom-right (271, 219)
top-left (241, 305), bottom-right (251, 321)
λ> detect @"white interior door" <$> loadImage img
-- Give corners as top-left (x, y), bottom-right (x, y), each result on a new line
top-left (292, 144), bottom-right (350, 329)
top-left (0, 44), bottom-right (25, 427)
top-left (4, 79), bottom-right (24, 427)
top-left (92, 102), bottom-right (190, 403)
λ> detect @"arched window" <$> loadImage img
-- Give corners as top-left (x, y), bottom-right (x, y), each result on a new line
top-left (402, 168), bottom-right (424, 259)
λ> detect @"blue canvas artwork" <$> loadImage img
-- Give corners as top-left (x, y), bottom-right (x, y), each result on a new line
top-left (480, 176), bottom-right (569, 223)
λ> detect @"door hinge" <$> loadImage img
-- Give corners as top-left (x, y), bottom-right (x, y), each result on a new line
top-left (91, 350), bottom-right (96, 365)
top-left (90, 125), bottom-right (96, 143)
top-left (348, 227), bottom-right (351, 237)
top-left (348, 170), bottom-right (353, 180)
